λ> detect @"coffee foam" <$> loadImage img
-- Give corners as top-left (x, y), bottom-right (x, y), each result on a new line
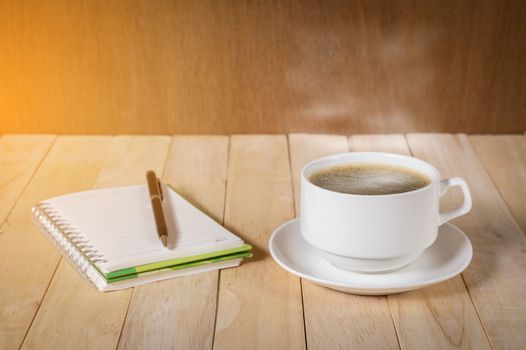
top-left (309, 163), bottom-right (431, 195)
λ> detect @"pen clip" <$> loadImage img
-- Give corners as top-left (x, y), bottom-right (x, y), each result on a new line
top-left (156, 177), bottom-right (164, 201)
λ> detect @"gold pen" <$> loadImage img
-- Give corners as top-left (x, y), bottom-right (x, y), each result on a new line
top-left (146, 170), bottom-right (169, 247)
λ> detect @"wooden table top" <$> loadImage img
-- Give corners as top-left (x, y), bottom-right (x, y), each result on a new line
top-left (1, 134), bottom-right (525, 350)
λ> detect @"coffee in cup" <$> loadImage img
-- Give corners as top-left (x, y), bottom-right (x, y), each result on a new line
top-left (309, 163), bottom-right (431, 195)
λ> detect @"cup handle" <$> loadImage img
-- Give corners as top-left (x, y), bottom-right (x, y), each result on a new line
top-left (439, 177), bottom-right (472, 226)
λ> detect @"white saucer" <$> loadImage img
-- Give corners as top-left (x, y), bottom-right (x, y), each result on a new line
top-left (269, 219), bottom-right (472, 295)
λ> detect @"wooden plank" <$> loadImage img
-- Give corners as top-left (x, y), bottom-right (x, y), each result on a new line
top-left (0, 135), bottom-right (55, 223)
top-left (288, 134), bottom-right (399, 350)
top-left (0, 136), bottom-right (113, 349)
top-left (213, 135), bottom-right (304, 349)
top-left (407, 133), bottom-right (526, 349)
top-left (22, 136), bottom-right (171, 350)
top-left (118, 136), bottom-right (229, 350)
top-left (469, 135), bottom-right (526, 235)
top-left (349, 134), bottom-right (491, 350)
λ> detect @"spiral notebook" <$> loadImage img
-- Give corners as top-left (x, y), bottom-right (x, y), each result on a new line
top-left (31, 184), bottom-right (252, 291)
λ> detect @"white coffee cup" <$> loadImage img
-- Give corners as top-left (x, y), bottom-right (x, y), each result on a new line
top-left (300, 152), bottom-right (472, 273)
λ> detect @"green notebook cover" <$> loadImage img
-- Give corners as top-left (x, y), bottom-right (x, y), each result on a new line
top-left (105, 244), bottom-right (252, 281)
top-left (107, 249), bottom-right (252, 283)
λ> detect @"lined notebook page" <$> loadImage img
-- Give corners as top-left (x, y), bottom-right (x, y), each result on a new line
top-left (44, 185), bottom-right (243, 272)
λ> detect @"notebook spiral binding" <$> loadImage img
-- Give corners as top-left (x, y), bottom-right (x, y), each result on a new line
top-left (31, 202), bottom-right (109, 287)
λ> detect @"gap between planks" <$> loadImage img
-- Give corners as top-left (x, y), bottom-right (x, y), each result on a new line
top-left (285, 135), bottom-right (310, 350)
top-left (211, 135), bottom-right (233, 350)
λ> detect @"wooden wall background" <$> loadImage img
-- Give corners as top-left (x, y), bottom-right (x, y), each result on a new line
top-left (1, 0), bottom-right (525, 135)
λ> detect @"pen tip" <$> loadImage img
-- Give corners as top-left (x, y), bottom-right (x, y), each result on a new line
top-left (161, 235), bottom-right (168, 247)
